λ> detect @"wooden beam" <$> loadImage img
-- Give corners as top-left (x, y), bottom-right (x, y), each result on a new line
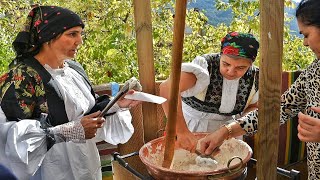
top-left (162, 0), bottom-right (187, 168)
top-left (133, 0), bottom-right (158, 143)
top-left (258, 0), bottom-right (284, 179)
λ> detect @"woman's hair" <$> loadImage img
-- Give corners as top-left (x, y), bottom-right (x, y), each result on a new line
top-left (296, 0), bottom-right (320, 28)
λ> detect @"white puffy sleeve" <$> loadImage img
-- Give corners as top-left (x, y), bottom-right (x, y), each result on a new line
top-left (0, 117), bottom-right (47, 179)
top-left (94, 104), bottom-right (134, 145)
top-left (181, 56), bottom-right (210, 97)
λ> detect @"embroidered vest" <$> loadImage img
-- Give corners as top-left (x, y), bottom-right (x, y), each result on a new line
top-left (1, 57), bottom-right (99, 126)
top-left (23, 57), bottom-right (97, 126)
top-left (182, 53), bottom-right (259, 116)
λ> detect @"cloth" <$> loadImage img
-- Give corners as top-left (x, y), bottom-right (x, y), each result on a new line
top-left (124, 77), bottom-right (142, 91)
top-left (44, 63), bottom-right (95, 122)
top-left (182, 102), bottom-right (233, 132)
top-left (0, 164), bottom-right (18, 180)
top-left (0, 60), bottom-right (134, 180)
top-left (180, 54), bottom-right (259, 132)
top-left (13, 6), bottom-right (84, 60)
top-left (219, 77), bottom-right (240, 113)
top-left (110, 82), bottom-right (120, 96)
top-left (124, 91), bottom-right (167, 104)
top-left (237, 58), bottom-right (320, 179)
top-left (220, 32), bottom-right (259, 61)
top-left (0, 119), bottom-right (47, 179)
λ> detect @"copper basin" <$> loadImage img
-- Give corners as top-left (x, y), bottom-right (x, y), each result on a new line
top-left (139, 133), bottom-right (252, 180)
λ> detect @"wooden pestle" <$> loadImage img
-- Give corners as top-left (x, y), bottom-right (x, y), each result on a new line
top-left (162, 0), bottom-right (188, 168)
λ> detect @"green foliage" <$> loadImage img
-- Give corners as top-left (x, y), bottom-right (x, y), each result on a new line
top-left (0, 0), bottom-right (314, 85)
top-left (213, 0), bottom-right (313, 70)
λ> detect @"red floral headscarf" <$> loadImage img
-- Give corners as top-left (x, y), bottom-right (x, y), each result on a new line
top-left (220, 32), bottom-right (259, 61)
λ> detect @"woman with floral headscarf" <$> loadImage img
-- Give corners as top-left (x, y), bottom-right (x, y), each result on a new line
top-left (0, 6), bottom-right (141, 180)
top-left (160, 32), bottom-right (260, 151)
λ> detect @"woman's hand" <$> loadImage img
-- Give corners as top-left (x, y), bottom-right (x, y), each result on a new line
top-left (117, 90), bottom-right (142, 109)
top-left (298, 107), bottom-right (320, 142)
top-left (176, 130), bottom-right (198, 151)
top-left (81, 111), bottom-right (105, 139)
top-left (199, 127), bottom-right (228, 155)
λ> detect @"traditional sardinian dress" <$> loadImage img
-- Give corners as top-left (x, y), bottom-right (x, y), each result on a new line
top-left (0, 57), bottom-right (134, 180)
top-left (237, 58), bottom-right (320, 180)
top-left (181, 53), bottom-right (259, 132)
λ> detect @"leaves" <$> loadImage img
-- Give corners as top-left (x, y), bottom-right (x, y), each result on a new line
top-left (0, 0), bottom-right (314, 85)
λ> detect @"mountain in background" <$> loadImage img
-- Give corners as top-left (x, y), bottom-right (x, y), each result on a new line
top-left (187, 1), bottom-right (300, 36)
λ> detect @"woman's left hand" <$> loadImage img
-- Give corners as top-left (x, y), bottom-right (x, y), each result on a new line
top-left (298, 107), bottom-right (320, 142)
top-left (117, 90), bottom-right (142, 109)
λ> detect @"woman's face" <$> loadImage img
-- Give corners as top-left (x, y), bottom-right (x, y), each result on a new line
top-left (50, 26), bottom-right (83, 59)
top-left (219, 54), bottom-right (252, 80)
top-left (297, 19), bottom-right (320, 59)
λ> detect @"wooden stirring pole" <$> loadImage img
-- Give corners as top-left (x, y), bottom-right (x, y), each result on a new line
top-left (162, 0), bottom-right (187, 168)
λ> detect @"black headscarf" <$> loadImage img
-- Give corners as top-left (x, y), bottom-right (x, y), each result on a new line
top-left (12, 6), bottom-right (84, 63)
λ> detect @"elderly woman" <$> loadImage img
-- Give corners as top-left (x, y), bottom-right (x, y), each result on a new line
top-left (0, 6), bottom-right (140, 180)
top-left (200, 0), bottom-right (320, 179)
top-left (160, 32), bottom-right (260, 151)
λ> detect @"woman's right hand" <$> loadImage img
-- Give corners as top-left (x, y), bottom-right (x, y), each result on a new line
top-left (80, 111), bottom-right (105, 139)
top-left (176, 130), bottom-right (198, 151)
top-left (298, 107), bottom-right (320, 142)
top-left (199, 127), bottom-right (228, 155)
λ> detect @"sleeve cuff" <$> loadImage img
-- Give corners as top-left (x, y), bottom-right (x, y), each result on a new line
top-left (107, 103), bottom-right (121, 113)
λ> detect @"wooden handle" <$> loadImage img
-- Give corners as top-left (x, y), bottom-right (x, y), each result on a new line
top-left (162, 0), bottom-right (188, 168)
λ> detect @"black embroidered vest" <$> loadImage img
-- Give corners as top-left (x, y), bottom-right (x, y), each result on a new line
top-left (21, 57), bottom-right (96, 126)
top-left (1, 57), bottom-right (110, 126)
top-left (182, 53), bottom-right (259, 116)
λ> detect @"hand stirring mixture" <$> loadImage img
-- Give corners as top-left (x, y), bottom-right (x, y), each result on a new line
top-left (194, 141), bottom-right (220, 167)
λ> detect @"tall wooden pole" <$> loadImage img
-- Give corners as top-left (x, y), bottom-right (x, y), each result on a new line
top-left (162, 0), bottom-right (187, 168)
top-left (258, 0), bottom-right (284, 179)
top-left (133, 0), bottom-right (158, 143)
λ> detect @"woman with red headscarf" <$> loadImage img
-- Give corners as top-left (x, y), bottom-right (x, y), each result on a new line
top-left (160, 32), bottom-right (260, 151)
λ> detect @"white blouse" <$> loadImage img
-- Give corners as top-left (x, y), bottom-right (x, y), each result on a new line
top-left (180, 56), bottom-right (258, 132)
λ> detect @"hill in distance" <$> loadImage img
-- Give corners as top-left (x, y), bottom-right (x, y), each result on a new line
top-left (187, 0), bottom-right (301, 36)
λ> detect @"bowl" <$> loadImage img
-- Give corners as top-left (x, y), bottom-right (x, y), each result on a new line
top-left (139, 133), bottom-right (252, 180)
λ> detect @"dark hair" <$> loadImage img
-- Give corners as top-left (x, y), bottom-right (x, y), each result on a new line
top-left (296, 0), bottom-right (320, 28)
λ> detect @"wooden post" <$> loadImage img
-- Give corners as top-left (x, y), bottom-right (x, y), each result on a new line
top-left (133, 0), bottom-right (158, 143)
top-left (162, 0), bottom-right (187, 168)
top-left (115, 1), bottom-right (157, 176)
top-left (258, 0), bottom-right (284, 179)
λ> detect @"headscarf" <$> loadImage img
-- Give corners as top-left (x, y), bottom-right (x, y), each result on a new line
top-left (220, 32), bottom-right (259, 61)
top-left (12, 5), bottom-right (84, 60)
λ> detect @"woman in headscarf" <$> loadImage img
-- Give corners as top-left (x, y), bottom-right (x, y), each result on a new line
top-left (160, 32), bottom-right (260, 151)
top-left (0, 5), bottom-right (141, 180)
